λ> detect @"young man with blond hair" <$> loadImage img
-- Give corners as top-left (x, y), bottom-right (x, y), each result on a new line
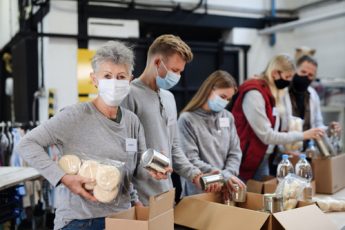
top-left (122, 34), bottom-right (203, 205)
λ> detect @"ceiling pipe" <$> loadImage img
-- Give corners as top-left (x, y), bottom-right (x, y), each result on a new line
top-left (258, 8), bottom-right (345, 35)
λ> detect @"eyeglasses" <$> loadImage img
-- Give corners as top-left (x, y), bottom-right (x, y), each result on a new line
top-left (95, 71), bottom-right (132, 80)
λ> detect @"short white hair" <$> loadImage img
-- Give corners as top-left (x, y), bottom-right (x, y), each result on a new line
top-left (91, 40), bottom-right (134, 74)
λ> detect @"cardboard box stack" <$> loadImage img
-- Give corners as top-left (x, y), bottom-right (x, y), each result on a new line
top-left (246, 176), bottom-right (316, 196)
top-left (247, 176), bottom-right (278, 194)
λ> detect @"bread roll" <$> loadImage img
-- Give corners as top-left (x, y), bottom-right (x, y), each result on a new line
top-left (93, 185), bottom-right (119, 203)
top-left (330, 200), bottom-right (343, 211)
top-left (96, 165), bottom-right (121, 191)
top-left (284, 198), bottom-right (298, 210)
top-left (317, 200), bottom-right (330, 212)
top-left (78, 160), bottom-right (99, 190)
top-left (58, 155), bottom-right (81, 175)
top-left (340, 200), bottom-right (345, 211)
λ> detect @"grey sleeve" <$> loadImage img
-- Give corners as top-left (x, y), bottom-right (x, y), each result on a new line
top-left (242, 90), bottom-right (303, 145)
top-left (171, 122), bottom-right (202, 181)
top-left (121, 93), bottom-right (136, 113)
top-left (311, 90), bottom-right (327, 129)
top-left (221, 114), bottom-right (242, 180)
top-left (177, 116), bottom-right (216, 174)
top-left (16, 107), bottom-right (79, 186)
top-left (131, 119), bottom-right (147, 203)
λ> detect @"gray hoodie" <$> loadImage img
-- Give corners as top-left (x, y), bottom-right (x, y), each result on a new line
top-left (122, 78), bottom-right (201, 205)
top-left (178, 108), bottom-right (242, 196)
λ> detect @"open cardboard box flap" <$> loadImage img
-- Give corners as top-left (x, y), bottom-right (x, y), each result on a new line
top-left (148, 189), bottom-right (175, 218)
top-left (106, 189), bottom-right (175, 230)
top-left (273, 204), bottom-right (338, 230)
top-left (241, 192), bottom-right (337, 230)
top-left (175, 192), bottom-right (269, 230)
top-left (175, 192), bottom-right (337, 230)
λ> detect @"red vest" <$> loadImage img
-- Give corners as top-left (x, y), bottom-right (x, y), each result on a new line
top-left (231, 79), bottom-right (276, 181)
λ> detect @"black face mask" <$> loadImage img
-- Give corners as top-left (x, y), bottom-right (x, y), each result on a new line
top-left (274, 78), bottom-right (290, 89)
top-left (292, 74), bottom-right (312, 92)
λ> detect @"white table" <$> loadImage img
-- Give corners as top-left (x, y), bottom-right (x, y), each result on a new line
top-left (0, 166), bottom-right (42, 229)
top-left (315, 189), bottom-right (345, 229)
top-left (0, 167), bottom-right (41, 191)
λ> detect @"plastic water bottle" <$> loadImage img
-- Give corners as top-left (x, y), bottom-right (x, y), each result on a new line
top-left (295, 153), bottom-right (313, 201)
top-left (305, 140), bottom-right (317, 160)
top-left (276, 154), bottom-right (294, 183)
top-left (295, 154), bottom-right (313, 181)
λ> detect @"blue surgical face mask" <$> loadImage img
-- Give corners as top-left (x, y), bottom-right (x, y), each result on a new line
top-left (155, 61), bottom-right (181, 90)
top-left (207, 93), bottom-right (229, 112)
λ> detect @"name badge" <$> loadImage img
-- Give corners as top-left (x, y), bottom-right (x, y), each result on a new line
top-left (272, 107), bottom-right (278, 117)
top-left (126, 138), bottom-right (137, 152)
top-left (219, 117), bottom-right (230, 128)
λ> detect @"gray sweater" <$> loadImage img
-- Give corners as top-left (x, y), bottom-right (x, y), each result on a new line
top-left (17, 102), bottom-right (146, 229)
top-left (122, 79), bottom-right (201, 205)
top-left (243, 90), bottom-right (303, 147)
top-left (178, 108), bottom-right (242, 196)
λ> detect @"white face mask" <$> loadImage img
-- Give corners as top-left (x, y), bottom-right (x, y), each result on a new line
top-left (98, 79), bottom-right (130, 106)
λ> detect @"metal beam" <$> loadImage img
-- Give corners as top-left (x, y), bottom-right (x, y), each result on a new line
top-left (259, 8), bottom-right (345, 35)
top-left (85, 5), bottom-right (296, 29)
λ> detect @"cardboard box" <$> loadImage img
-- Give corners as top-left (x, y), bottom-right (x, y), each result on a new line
top-left (106, 189), bottom-right (174, 230)
top-left (247, 177), bottom-right (316, 196)
top-left (175, 192), bottom-right (337, 230)
top-left (247, 176), bottom-right (278, 194)
top-left (312, 153), bottom-right (345, 194)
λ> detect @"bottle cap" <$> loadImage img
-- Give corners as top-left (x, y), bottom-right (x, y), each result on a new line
top-left (299, 153), bottom-right (306, 159)
top-left (282, 154), bottom-right (289, 160)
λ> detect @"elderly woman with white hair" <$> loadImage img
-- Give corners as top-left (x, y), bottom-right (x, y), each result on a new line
top-left (17, 41), bottom-right (147, 230)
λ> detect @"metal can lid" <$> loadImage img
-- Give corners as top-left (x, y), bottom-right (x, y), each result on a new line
top-left (263, 193), bottom-right (276, 198)
top-left (141, 149), bottom-right (154, 165)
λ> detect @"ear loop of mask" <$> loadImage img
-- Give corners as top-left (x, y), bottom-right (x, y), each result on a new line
top-left (156, 60), bottom-right (168, 78)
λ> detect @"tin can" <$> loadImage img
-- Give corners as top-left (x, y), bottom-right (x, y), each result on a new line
top-left (231, 184), bottom-right (246, 202)
top-left (315, 135), bottom-right (335, 157)
top-left (224, 199), bottom-right (236, 206)
top-left (200, 174), bottom-right (224, 191)
top-left (263, 193), bottom-right (283, 213)
top-left (303, 183), bottom-right (313, 202)
top-left (141, 149), bottom-right (170, 174)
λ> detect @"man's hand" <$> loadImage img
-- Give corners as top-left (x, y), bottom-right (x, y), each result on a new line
top-left (329, 121), bottom-right (341, 135)
top-left (148, 167), bottom-right (173, 180)
top-left (60, 174), bottom-right (97, 202)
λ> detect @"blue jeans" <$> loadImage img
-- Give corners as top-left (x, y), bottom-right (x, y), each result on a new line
top-left (62, 217), bottom-right (105, 230)
top-left (253, 154), bottom-right (270, 181)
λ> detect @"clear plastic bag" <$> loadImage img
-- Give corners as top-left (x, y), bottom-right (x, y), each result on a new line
top-left (284, 116), bottom-right (304, 152)
top-left (313, 197), bottom-right (345, 212)
top-left (275, 174), bottom-right (308, 210)
top-left (58, 152), bottom-right (125, 204)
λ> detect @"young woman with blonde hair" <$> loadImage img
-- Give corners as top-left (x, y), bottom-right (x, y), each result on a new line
top-left (231, 54), bottom-right (324, 181)
top-left (178, 70), bottom-right (245, 196)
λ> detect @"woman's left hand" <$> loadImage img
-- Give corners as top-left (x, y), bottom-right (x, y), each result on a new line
top-left (227, 175), bottom-right (246, 191)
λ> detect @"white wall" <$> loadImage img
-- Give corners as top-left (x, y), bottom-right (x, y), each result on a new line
top-left (229, 1), bottom-right (345, 80)
top-left (0, 0), bottom-right (19, 49)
